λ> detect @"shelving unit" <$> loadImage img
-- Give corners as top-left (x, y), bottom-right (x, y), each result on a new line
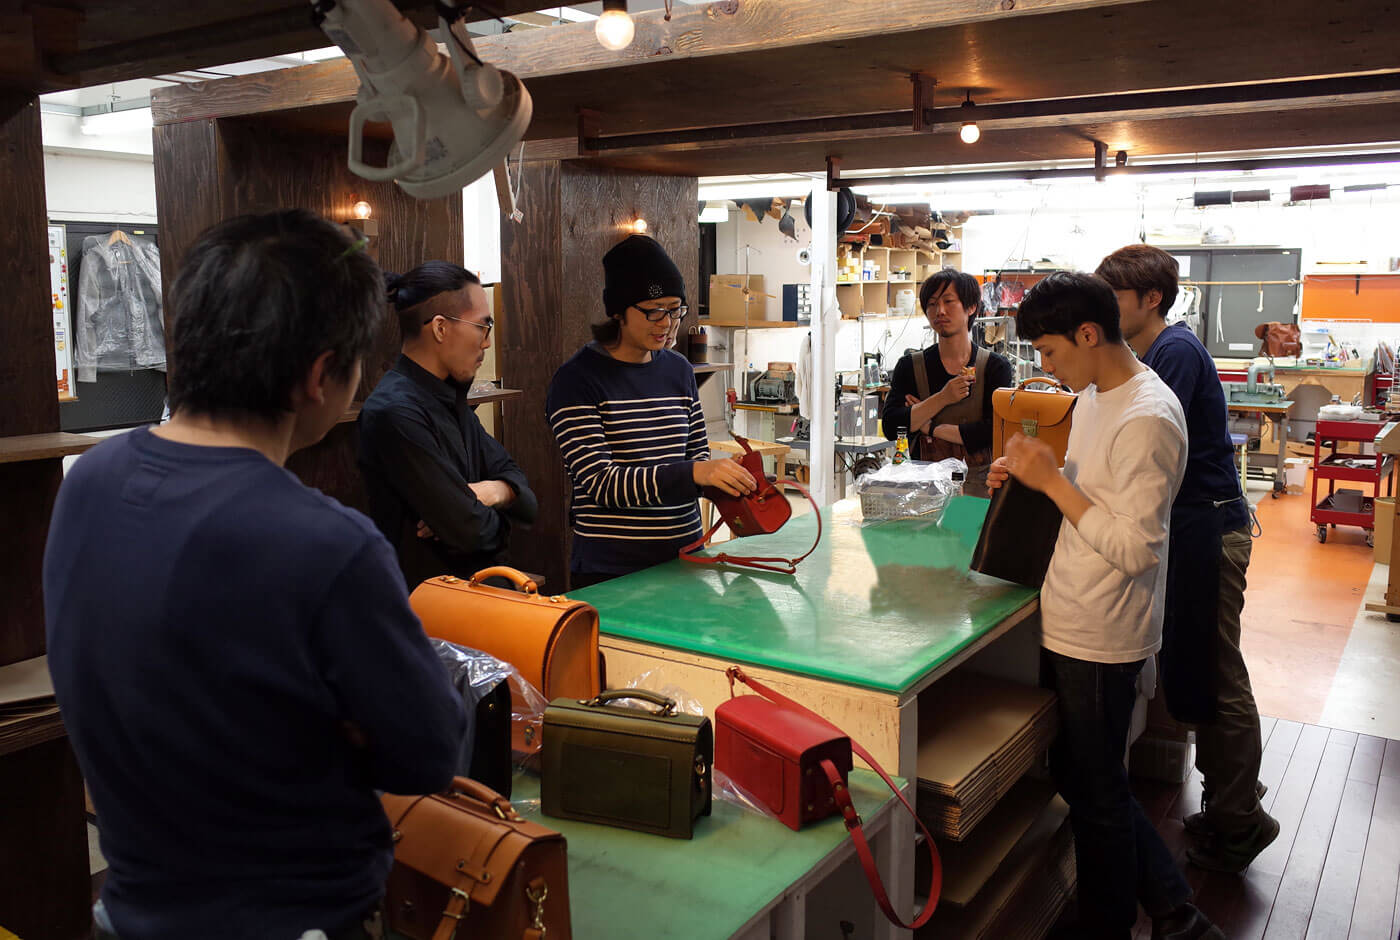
top-left (837, 227), bottom-right (963, 320)
top-left (698, 318), bottom-right (805, 329)
top-left (0, 432), bottom-right (102, 464)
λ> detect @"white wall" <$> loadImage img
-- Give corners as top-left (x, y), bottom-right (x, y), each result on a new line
top-left (463, 172), bottom-right (503, 284)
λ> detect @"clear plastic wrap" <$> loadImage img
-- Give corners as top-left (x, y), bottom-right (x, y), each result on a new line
top-left (855, 457), bottom-right (967, 524)
top-left (430, 639), bottom-right (548, 788)
top-left (75, 233), bottom-right (164, 382)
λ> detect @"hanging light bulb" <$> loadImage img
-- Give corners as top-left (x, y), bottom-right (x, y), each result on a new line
top-left (631, 217), bottom-right (648, 234)
top-left (351, 200), bottom-right (373, 220)
top-left (959, 90), bottom-right (980, 144)
top-left (595, 0), bottom-right (635, 51)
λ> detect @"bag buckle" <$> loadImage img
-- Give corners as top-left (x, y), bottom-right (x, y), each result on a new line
top-left (527, 881), bottom-right (549, 936)
top-left (1021, 418), bottom-right (1039, 438)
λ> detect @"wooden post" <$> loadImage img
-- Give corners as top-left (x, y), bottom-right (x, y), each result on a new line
top-left (0, 92), bottom-right (90, 940)
top-left (499, 162), bottom-right (698, 590)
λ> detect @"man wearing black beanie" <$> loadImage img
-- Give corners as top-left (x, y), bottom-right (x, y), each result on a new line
top-left (546, 235), bottom-right (755, 588)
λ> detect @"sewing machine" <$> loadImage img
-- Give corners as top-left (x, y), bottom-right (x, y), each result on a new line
top-left (751, 362), bottom-right (798, 404)
top-left (1227, 358), bottom-right (1287, 405)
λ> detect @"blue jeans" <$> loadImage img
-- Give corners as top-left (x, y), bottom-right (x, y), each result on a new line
top-left (1040, 649), bottom-right (1192, 938)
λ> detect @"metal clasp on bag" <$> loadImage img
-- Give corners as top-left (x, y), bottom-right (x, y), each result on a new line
top-left (1021, 418), bottom-right (1040, 437)
top-left (526, 880), bottom-right (549, 937)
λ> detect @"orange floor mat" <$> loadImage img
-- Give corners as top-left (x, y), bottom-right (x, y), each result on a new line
top-left (1240, 470), bottom-right (1380, 724)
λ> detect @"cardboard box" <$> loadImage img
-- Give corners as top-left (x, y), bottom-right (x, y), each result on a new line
top-left (1283, 457), bottom-right (1308, 493)
top-left (1376, 497), bottom-right (1394, 563)
top-left (707, 274), bottom-right (773, 324)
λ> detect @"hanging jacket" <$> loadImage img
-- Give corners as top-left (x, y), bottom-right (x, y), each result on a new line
top-left (76, 233), bottom-right (164, 382)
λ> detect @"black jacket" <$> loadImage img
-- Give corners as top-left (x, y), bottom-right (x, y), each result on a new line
top-left (359, 355), bottom-right (538, 588)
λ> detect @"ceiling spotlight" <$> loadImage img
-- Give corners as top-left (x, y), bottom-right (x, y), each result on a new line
top-left (959, 90), bottom-right (979, 144)
top-left (351, 200), bottom-right (373, 220)
top-left (596, 0), bottom-right (635, 51)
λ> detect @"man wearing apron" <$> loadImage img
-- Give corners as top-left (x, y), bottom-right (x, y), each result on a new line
top-left (1098, 244), bottom-right (1278, 874)
top-left (881, 269), bottom-right (1015, 496)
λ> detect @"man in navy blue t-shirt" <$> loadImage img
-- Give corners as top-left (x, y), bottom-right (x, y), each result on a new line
top-left (1098, 245), bottom-right (1279, 874)
top-left (44, 211), bottom-right (465, 940)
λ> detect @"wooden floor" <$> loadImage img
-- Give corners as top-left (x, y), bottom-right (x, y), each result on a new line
top-left (1129, 718), bottom-right (1400, 940)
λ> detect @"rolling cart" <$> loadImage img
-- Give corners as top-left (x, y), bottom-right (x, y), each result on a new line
top-left (1311, 418), bottom-right (1396, 545)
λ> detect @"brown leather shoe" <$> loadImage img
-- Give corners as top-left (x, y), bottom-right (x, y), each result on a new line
top-left (1184, 780), bottom-right (1268, 838)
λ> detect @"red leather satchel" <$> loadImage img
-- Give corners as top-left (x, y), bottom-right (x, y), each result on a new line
top-left (715, 667), bottom-right (942, 930)
top-left (679, 435), bottom-right (822, 575)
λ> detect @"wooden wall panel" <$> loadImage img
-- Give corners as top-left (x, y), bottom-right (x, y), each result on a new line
top-left (498, 162), bottom-right (698, 590)
top-left (0, 95), bottom-right (62, 666)
top-left (0, 738), bottom-right (89, 940)
top-left (152, 119), bottom-right (462, 508)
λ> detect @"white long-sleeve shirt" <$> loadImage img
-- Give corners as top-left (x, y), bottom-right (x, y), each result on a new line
top-left (1040, 368), bottom-right (1188, 664)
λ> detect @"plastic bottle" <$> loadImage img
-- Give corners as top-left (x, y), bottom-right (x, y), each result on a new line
top-left (894, 429), bottom-right (909, 465)
top-left (951, 469), bottom-right (965, 499)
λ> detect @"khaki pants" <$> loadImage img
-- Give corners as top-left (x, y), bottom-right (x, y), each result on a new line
top-left (1193, 526), bottom-right (1268, 831)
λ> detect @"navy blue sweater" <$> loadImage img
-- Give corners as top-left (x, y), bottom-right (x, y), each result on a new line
top-left (1143, 323), bottom-right (1251, 531)
top-left (546, 345), bottom-right (709, 577)
top-left (43, 429), bottom-right (465, 940)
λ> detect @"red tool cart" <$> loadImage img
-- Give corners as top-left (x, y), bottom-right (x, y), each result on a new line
top-left (1312, 418), bottom-right (1397, 545)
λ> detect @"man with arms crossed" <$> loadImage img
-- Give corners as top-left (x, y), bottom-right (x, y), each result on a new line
top-left (990, 272), bottom-right (1222, 940)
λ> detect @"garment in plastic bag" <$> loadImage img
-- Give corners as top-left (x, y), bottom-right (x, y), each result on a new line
top-left (76, 233), bottom-right (164, 382)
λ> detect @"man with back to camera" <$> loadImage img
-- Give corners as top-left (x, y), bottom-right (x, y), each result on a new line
top-left (881, 269), bottom-right (1015, 497)
top-left (987, 272), bottom-right (1224, 940)
top-left (359, 261), bottom-right (538, 589)
top-left (1097, 243), bottom-right (1279, 872)
top-left (44, 211), bottom-right (465, 940)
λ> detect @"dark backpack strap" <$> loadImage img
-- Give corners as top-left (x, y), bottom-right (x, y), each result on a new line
top-left (910, 348), bottom-right (932, 401)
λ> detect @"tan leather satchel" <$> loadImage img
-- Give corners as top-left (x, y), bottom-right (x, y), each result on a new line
top-left (381, 777), bottom-right (571, 940)
top-left (410, 567), bottom-right (602, 754)
top-left (990, 378), bottom-right (1078, 464)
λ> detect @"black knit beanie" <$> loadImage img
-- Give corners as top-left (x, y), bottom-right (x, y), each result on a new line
top-left (602, 235), bottom-right (686, 320)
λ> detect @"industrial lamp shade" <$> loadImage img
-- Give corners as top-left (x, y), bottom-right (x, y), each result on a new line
top-left (316, 0), bottom-right (533, 200)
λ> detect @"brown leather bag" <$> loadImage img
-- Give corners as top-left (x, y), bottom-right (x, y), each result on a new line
top-left (991, 378), bottom-right (1078, 464)
top-left (1254, 321), bottom-right (1302, 358)
top-left (410, 567), bottom-right (602, 753)
top-left (381, 777), bottom-right (571, 940)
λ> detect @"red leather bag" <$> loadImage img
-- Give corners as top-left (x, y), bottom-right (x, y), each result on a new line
top-left (715, 667), bottom-right (942, 930)
top-left (679, 435), bottom-right (822, 575)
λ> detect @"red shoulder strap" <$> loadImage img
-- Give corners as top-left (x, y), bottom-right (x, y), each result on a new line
top-left (679, 478), bottom-right (822, 575)
top-left (725, 667), bottom-right (942, 929)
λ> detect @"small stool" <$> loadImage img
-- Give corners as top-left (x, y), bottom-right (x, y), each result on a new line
top-left (1230, 432), bottom-right (1249, 494)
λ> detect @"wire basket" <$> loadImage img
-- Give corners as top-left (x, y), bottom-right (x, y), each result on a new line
top-left (859, 480), bottom-right (950, 522)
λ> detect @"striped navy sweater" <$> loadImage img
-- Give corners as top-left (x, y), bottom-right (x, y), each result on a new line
top-left (546, 344), bottom-right (709, 576)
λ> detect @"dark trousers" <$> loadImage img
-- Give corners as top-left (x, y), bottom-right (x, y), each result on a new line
top-left (1040, 648), bottom-right (1192, 938)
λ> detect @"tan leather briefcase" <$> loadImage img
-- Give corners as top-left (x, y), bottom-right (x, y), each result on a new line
top-left (382, 777), bottom-right (571, 940)
top-left (410, 567), bottom-right (602, 753)
top-left (991, 378), bottom-right (1077, 464)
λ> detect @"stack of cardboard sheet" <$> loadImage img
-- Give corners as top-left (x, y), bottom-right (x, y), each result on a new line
top-left (0, 655), bottom-right (62, 756)
top-left (918, 795), bottom-right (1075, 940)
top-left (915, 672), bottom-right (1058, 841)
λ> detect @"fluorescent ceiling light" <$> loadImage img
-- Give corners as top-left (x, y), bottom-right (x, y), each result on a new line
top-left (79, 106), bottom-right (152, 136)
top-left (698, 178), bottom-right (812, 201)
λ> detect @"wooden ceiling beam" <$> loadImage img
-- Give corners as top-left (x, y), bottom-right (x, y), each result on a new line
top-left (152, 0), bottom-right (1147, 125)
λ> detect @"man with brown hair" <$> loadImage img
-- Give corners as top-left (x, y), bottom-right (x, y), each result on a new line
top-left (1096, 244), bottom-right (1278, 873)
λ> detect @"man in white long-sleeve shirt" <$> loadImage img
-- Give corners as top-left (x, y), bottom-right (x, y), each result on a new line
top-left (989, 273), bottom-right (1222, 940)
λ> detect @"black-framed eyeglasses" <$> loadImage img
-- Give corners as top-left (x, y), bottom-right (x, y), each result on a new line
top-left (435, 314), bottom-right (494, 337)
top-left (632, 304), bottom-right (687, 323)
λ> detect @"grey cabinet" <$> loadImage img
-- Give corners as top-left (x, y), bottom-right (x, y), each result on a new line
top-left (1161, 247), bottom-right (1302, 358)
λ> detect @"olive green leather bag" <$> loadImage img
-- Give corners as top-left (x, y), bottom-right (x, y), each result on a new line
top-left (540, 690), bottom-right (713, 839)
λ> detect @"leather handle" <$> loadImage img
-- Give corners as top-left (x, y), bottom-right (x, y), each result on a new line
top-left (468, 566), bottom-right (539, 595)
top-left (730, 433), bottom-right (756, 457)
top-left (445, 775), bottom-right (519, 820)
top-left (582, 689), bottom-right (677, 716)
top-left (1016, 377), bottom-right (1069, 392)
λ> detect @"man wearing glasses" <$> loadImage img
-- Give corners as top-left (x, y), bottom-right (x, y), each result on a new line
top-left (547, 234), bottom-right (755, 589)
top-left (359, 261), bottom-right (537, 588)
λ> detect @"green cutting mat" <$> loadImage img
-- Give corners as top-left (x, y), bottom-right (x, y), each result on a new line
top-left (572, 497), bottom-right (1038, 694)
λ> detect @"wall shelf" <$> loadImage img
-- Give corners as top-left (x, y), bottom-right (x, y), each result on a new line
top-left (0, 432), bottom-right (104, 465)
top-left (699, 318), bottom-right (806, 329)
top-left (337, 388), bottom-right (523, 424)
